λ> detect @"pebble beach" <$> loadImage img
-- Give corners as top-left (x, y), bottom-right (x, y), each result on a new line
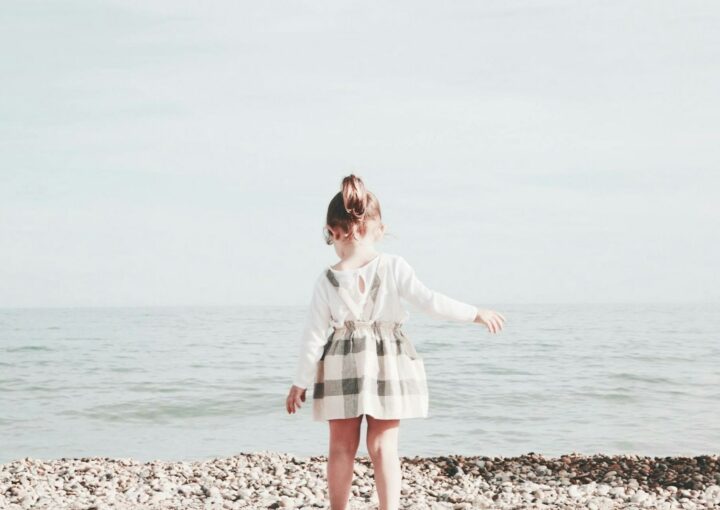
top-left (2, 452), bottom-right (719, 509)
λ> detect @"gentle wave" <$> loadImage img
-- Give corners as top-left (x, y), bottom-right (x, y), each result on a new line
top-left (5, 345), bottom-right (54, 352)
top-left (1, 303), bottom-right (718, 463)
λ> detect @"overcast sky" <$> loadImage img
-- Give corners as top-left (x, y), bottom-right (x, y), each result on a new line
top-left (1, 0), bottom-right (718, 307)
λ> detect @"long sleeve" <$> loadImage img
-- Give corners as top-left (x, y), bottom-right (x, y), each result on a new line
top-left (394, 255), bottom-right (478, 322)
top-left (292, 272), bottom-right (332, 390)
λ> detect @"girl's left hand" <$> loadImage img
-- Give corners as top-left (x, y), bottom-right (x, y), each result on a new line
top-left (286, 385), bottom-right (307, 414)
top-left (473, 309), bottom-right (506, 333)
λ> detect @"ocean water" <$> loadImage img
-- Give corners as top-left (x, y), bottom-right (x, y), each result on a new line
top-left (1, 303), bottom-right (718, 465)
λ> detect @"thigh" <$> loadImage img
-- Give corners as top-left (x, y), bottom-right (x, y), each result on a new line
top-left (365, 414), bottom-right (400, 439)
top-left (328, 415), bottom-right (363, 444)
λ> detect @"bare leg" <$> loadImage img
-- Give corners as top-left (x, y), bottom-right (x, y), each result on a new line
top-left (366, 414), bottom-right (401, 510)
top-left (328, 415), bottom-right (363, 509)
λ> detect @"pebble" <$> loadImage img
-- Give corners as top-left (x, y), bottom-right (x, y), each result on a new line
top-left (0, 452), bottom-right (718, 509)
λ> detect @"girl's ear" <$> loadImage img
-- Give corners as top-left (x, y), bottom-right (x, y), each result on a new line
top-left (377, 222), bottom-right (385, 239)
top-left (324, 225), bottom-right (339, 245)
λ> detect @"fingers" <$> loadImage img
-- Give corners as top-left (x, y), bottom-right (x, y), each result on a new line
top-left (492, 314), bottom-right (503, 333)
top-left (482, 314), bottom-right (496, 334)
top-left (483, 312), bottom-right (506, 334)
top-left (286, 389), bottom-right (304, 414)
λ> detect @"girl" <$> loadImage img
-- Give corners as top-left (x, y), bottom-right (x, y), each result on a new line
top-left (285, 174), bottom-right (505, 510)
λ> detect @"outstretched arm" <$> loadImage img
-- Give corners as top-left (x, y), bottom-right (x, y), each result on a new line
top-left (395, 255), bottom-right (478, 322)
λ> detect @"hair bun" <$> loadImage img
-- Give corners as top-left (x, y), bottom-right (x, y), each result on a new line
top-left (324, 173), bottom-right (382, 245)
top-left (341, 174), bottom-right (367, 221)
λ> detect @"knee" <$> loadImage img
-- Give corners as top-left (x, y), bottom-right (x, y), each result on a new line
top-left (330, 437), bottom-right (360, 457)
top-left (366, 437), bottom-right (397, 463)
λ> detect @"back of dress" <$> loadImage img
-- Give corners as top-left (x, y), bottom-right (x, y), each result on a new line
top-left (313, 252), bottom-right (430, 421)
top-left (293, 252), bottom-right (478, 422)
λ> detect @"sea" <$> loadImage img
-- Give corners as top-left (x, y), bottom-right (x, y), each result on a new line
top-left (1, 303), bottom-right (718, 465)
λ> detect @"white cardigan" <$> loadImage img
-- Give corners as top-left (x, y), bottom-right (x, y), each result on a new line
top-left (292, 252), bottom-right (478, 389)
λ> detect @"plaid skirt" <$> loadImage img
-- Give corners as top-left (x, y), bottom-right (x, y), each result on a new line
top-left (312, 320), bottom-right (429, 421)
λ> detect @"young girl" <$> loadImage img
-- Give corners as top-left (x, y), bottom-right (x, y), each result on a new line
top-left (285, 174), bottom-right (505, 510)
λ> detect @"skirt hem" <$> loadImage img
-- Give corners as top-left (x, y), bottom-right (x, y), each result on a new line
top-left (312, 411), bottom-right (429, 422)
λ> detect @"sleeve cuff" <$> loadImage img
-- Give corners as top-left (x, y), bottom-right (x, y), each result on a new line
top-left (292, 379), bottom-right (309, 390)
top-left (467, 305), bottom-right (478, 322)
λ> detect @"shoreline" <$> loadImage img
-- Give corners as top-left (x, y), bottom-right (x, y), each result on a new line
top-left (1, 452), bottom-right (719, 509)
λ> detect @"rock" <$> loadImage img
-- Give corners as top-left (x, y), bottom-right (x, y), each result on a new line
top-left (2, 452), bottom-right (719, 510)
top-left (179, 484), bottom-right (195, 496)
top-left (631, 489), bottom-right (648, 503)
top-left (353, 464), bottom-right (367, 476)
top-left (603, 470), bottom-right (617, 480)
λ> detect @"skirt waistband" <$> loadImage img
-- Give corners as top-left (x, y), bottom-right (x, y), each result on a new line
top-left (333, 320), bottom-right (402, 331)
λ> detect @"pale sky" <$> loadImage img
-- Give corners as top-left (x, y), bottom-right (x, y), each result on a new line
top-left (1, 0), bottom-right (718, 307)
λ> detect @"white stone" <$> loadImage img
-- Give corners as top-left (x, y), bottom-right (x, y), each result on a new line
top-left (631, 489), bottom-right (648, 504)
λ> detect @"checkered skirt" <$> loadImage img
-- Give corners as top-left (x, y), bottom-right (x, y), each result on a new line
top-left (312, 255), bottom-right (429, 421)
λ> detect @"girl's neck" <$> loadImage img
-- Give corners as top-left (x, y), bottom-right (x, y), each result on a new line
top-left (331, 248), bottom-right (381, 271)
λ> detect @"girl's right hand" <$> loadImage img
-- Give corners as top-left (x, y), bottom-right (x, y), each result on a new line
top-left (286, 385), bottom-right (307, 414)
top-left (474, 309), bottom-right (506, 333)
